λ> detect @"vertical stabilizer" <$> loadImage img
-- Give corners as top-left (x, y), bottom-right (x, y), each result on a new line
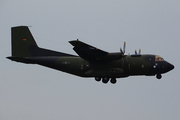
top-left (12, 26), bottom-right (38, 57)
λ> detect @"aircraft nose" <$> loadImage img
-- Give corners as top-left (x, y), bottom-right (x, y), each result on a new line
top-left (167, 62), bottom-right (174, 71)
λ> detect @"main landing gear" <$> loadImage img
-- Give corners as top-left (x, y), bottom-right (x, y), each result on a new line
top-left (156, 74), bottom-right (162, 79)
top-left (95, 77), bottom-right (117, 84)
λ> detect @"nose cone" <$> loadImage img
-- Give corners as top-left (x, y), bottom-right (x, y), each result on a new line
top-left (167, 62), bottom-right (174, 71)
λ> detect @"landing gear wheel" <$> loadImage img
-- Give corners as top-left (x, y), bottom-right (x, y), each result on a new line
top-left (156, 74), bottom-right (162, 79)
top-left (95, 77), bottom-right (101, 82)
top-left (110, 78), bottom-right (117, 84)
top-left (102, 77), bottom-right (109, 84)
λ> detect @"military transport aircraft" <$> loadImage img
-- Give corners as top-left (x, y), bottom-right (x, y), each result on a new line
top-left (7, 26), bottom-right (174, 84)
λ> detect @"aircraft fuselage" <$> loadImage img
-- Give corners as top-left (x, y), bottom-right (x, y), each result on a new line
top-left (24, 54), bottom-right (174, 79)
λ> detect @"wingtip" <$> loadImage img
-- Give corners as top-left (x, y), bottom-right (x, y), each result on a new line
top-left (69, 40), bottom-right (80, 46)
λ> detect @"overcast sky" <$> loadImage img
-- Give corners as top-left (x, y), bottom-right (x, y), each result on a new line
top-left (1, 0), bottom-right (180, 120)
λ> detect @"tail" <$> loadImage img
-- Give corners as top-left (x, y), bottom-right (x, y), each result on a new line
top-left (7, 26), bottom-right (75, 63)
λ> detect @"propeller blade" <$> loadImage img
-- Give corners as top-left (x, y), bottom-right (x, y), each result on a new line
top-left (123, 42), bottom-right (126, 53)
top-left (120, 42), bottom-right (126, 55)
top-left (120, 48), bottom-right (123, 54)
top-left (135, 50), bottom-right (137, 54)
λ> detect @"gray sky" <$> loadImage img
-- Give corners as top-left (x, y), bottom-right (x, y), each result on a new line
top-left (1, 0), bottom-right (180, 120)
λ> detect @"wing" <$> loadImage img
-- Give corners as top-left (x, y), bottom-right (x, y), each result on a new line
top-left (69, 40), bottom-right (108, 61)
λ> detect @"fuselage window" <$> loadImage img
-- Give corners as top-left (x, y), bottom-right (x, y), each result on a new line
top-left (155, 55), bottom-right (164, 61)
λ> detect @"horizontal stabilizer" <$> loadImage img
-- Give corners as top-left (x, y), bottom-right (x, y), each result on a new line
top-left (6, 56), bottom-right (35, 64)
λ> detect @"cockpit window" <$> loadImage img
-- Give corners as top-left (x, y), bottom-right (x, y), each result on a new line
top-left (155, 55), bottom-right (164, 61)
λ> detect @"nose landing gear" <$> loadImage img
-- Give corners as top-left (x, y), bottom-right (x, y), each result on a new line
top-left (156, 74), bottom-right (162, 79)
